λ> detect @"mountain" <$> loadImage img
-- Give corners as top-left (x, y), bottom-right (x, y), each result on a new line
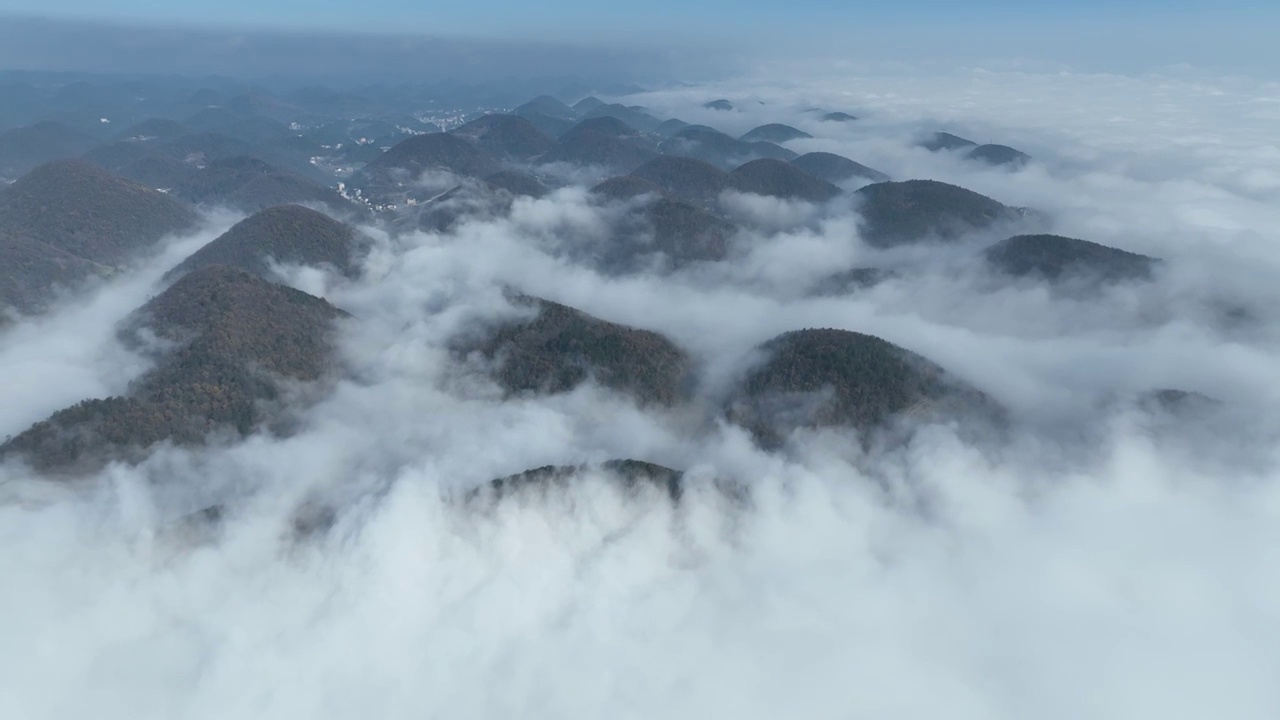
top-left (404, 174), bottom-right (541, 233)
top-left (591, 175), bottom-right (668, 201)
top-left (153, 132), bottom-right (258, 167)
top-left (704, 99), bottom-right (734, 111)
top-left (725, 159), bottom-right (841, 202)
top-left (572, 96), bottom-right (606, 114)
top-left (0, 234), bottom-right (106, 317)
top-left (466, 295), bottom-right (691, 406)
top-left (483, 170), bottom-right (549, 198)
top-left (285, 86), bottom-right (378, 116)
top-left (0, 159), bottom-right (198, 265)
top-left (660, 126), bottom-right (796, 169)
top-left (514, 95), bottom-right (578, 121)
top-left (224, 91), bottom-right (308, 124)
top-left (351, 133), bottom-right (503, 199)
top-left (1, 265), bottom-right (346, 472)
top-left (559, 116), bottom-right (648, 143)
top-left (114, 118), bottom-right (190, 142)
top-left (607, 197), bottom-right (733, 271)
top-left (87, 131), bottom-right (326, 189)
top-left (630, 155), bottom-right (728, 203)
top-left (984, 234), bottom-right (1158, 283)
top-left (166, 205), bottom-right (365, 282)
top-left (171, 155), bottom-right (357, 216)
top-left (739, 124), bottom-right (813, 143)
top-left (540, 130), bottom-right (657, 173)
top-left (921, 132), bottom-right (977, 151)
top-left (0, 121), bottom-right (99, 177)
top-left (515, 112), bottom-right (577, 139)
top-left (656, 118), bottom-right (691, 137)
top-left (451, 114), bottom-right (555, 161)
top-left (481, 459), bottom-right (684, 503)
top-left (727, 328), bottom-right (1000, 447)
top-left (581, 104), bottom-right (662, 133)
top-left (967, 144), bottom-right (1032, 168)
top-left (853, 180), bottom-right (1018, 247)
top-left (1136, 389), bottom-right (1221, 416)
top-left (808, 268), bottom-right (897, 297)
top-left (182, 107), bottom-right (296, 145)
top-left (791, 152), bottom-right (890, 184)
top-left (0, 82), bottom-right (42, 128)
top-left (113, 153), bottom-right (201, 189)
top-left (748, 142), bottom-right (798, 162)
top-left (820, 112), bottom-right (858, 123)
top-left (81, 140), bottom-right (152, 172)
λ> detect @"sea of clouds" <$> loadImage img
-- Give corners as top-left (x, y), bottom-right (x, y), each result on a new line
top-left (2, 65), bottom-right (1279, 719)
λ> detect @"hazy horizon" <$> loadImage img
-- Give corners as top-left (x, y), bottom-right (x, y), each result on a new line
top-left (2, 7), bottom-right (1280, 83)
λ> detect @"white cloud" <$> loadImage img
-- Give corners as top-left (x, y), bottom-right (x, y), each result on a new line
top-left (2, 65), bottom-right (1280, 719)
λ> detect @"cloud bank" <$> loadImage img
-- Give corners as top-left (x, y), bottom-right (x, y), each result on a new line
top-left (2, 64), bottom-right (1280, 719)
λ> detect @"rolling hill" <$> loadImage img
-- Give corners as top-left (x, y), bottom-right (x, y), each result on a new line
top-left (466, 295), bottom-right (692, 406)
top-left (166, 204), bottom-right (366, 282)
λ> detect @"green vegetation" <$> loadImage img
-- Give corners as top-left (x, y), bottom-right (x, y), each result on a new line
top-left (967, 144), bottom-right (1031, 168)
top-left (792, 152), bottom-right (889, 184)
top-left (1, 265), bottom-right (345, 471)
top-left (630, 155), bottom-right (727, 203)
top-left (739, 124), bottom-right (813, 144)
top-left (451, 114), bottom-right (555, 161)
top-left (591, 175), bottom-right (667, 201)
top-left (540, 130), bottom-right (657, 172)
top-left (985, 234), bottom-right (1157, 282)
top-left (921, 132), bottom-right (977, 151)
top-left (726, 158), bottom-right (841, 202)
top-left (0, 234), bottom-right (107, 315)
top-left (0, 159), bottom-right (198, 265)
top-left (165, 204), bottom-right (365, 281)
top-left (173, 155), bottom-right (358, 216)
top-left (0, 121), bottom-right (98, 176)
top-left (730, 328), bottom-right (999, 446)
top-left (354, 133), bottom-right (502, 191)
top-left (471, 295), bottom-right (691, 406)
top-left (612, 197), bottom-right (732, 270)
top-left (854, 180), bottom-right (1015, 247)
top-left (479, 459), bottom-right (685, 502)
